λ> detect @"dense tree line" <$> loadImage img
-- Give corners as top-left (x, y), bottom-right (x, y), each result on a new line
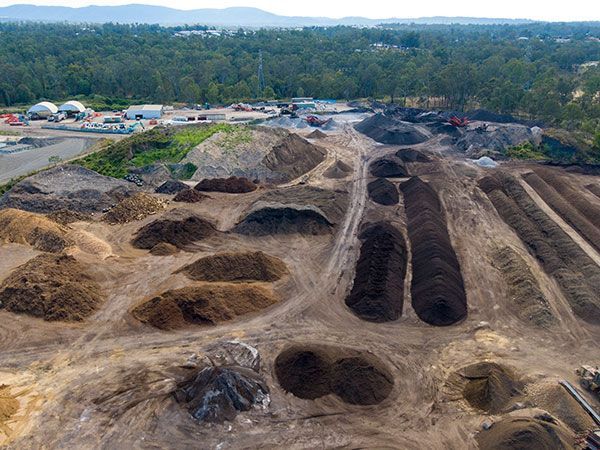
top-left (0, 22), bottom-right (599, 133)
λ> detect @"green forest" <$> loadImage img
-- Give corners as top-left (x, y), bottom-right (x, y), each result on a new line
top-left (1, 22), bottom-right (599, 135)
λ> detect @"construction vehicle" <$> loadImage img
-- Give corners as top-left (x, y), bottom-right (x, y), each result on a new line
top-left (232, 103), bottom-right (253, 112)
top-left (304, 115), bottom-right (332, 127)
top-left (578, 366), bottom-right (600, 395)
top-left (448, 116), bottom-right (470, 127)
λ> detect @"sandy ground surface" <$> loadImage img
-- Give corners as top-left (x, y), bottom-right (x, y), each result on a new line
top-left (0, 119), bottom-right (599, 449)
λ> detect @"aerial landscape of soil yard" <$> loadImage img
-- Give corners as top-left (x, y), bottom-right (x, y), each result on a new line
top-left (0, 5), bottom-right (600, 449)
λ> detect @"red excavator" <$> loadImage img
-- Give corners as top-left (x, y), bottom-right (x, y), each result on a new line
top-left (448, 116), bottom-right (470, 127)
top-left (304, 115), bottom-right (332, 127)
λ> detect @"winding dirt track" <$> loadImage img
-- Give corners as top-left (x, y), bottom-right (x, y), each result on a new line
top-left (1, 125), bottom-right (599, 449)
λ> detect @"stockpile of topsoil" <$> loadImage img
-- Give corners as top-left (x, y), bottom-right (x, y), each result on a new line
top-left (345, 222), bottom-right (407, 322)
top-left (275, 345), bottom-right (394, 405)
top-left (586, 184), bottom-right (600, 198)
top-left (155, 180), bottom-right (189, 194)
top-left (194, 176), bottom-right (257, 194)
top-left (46, 209), bottom-right (91, 225)
top-left (0, 253), bottom-right (103, 321)
top-left (131, 283), bottom-right (278, 330)
top-left (476, 416), bottom-right (575, 450)
top-left (0, 165), bottom-right (135, 213)
top-left (101, 193), bottom-right (167, 225)
top-left (367, 178), bottom-right (399, 205)
top-left (172, 189), bottom-right (208, 203)
top-left (177, 251), bottom-right (288, 282)
top-left (395, 149), bottom-right (431, 163)
top-left (354, 113), bottom-right (428, 145)
top-left (262, 133), bottom-right (327, 182)
top-left (307, 129), bottom-right (327, 139)
top-left (460, 362), bottom-right (523, 413)
top-left (369, 158), bottom-right (408, 178)
top-left (324, 160), bottom-right (352, 179)
top-left (131, 209), bottom-right (216, 250)
top-left (234, 205), bottom-right (333, 236)
top-left (492, 246), bottom-right (555, 327)
top-left (400, 177), bottom-right (467, 326)
top-left (479, 172), bottom-right (600, 324)
top-left (0, 208), bottom-right (71, 253)
top-left (523, 171), bottom-right (600, 253)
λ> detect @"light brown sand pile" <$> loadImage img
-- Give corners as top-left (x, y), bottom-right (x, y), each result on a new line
top-left (0, 208), bottom-right (71, 252)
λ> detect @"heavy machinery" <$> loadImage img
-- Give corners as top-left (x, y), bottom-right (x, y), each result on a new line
top-left (448, 116), bottom-right (470, 127)
top-left (578, 366), bottom-right (600, 395)
top-left (304, 115), bottom-right (332, 127)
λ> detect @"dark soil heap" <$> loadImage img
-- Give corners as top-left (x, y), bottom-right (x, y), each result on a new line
top-left (400, 177), bottom-right (467, 326)
top-left (345, 222), bottom-right (407, 322)
top-left (354, 113), bottom-right (428, 145)
top-left (461, 362), bottom-right (523, 413)
top-left (175, 366), bottom-right (269, 423)
top-left (275, 345), bottom-right (393, 406)
top-left (476, 416), bottom-right (575, 450)
top-left (492, 246), bottom-right (555, 327)
top-left (262, 133), bottom-right (326, 181)
top-left (102, 193), bottom-right (166, 224)
top-left (369, 158), bottom-right (408, 178)
top-left (172, 189), bottom-right (208, 203)
top-left (131, 209), bottom-right (216, 249)
top-left (177, 251), bottom-right (288, 282)
top-left (131, 283), bottom-right (278, 330)
top-left (324, 160), bottom-right (352, 179)
top-left (46, 209), bottom-right (91, 225)
top-left (586, 183), bottom-right (600, 198)
top-left (479, 172), bottom-right (600, 324)
top-left (395, 148), bottom-right (431, 163)
top-left (155, 180), bottom-right (189, 194)
top-left (0, 253), bottom-right (103, 321)
top-left (523, 171), bottom-right (600, 253)
top-left (234, 206), bottom-right (333, 236)
top-left (368, 178), bottom-right (399, 206)
top-left (0, 208), bottom-right (71, 253)
top-left (307, 129), bottom-right (327, 139)
top-left (194, 176), bottom-right (257, 193)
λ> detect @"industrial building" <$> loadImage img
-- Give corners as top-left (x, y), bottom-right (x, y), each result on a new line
top-left (125, 105), bottom-right (164, 120)
top-left (27, 101), bottom-right (58, 118)
top-left (58, 100), bottom-right (86, 115)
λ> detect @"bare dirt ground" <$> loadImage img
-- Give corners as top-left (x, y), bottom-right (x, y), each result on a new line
top-left (0, 122), bottom-right (599, 449)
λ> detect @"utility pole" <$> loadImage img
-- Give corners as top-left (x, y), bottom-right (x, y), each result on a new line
top-left (257, 49), bottom-right (265, 98)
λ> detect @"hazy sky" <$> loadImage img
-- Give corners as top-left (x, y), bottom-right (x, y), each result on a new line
top-left (0, 0), bottom-right (597, 21)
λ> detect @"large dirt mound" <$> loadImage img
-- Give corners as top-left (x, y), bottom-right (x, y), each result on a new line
top-left (530, 383), bottom-right (596, 433)
top-left (523, 171), bottom-right (600, 253)
top-left (275, 345), bottom-right (393, 405)
top-left (395, 149), bottom-right (431, 163)
top-left (0, 208), bottom-right (71, 252)
top-left (492, 247), bottom-right (555, 327)
top-left (369, 158), bottom-right (408, 178)
top-left (131, 283), bottom-right (278, 330)
top-left (476, 416), bottom-right (575, 450)
top-left (400, 177), bottom-right (467, 326)
top-left (233, 205), bottom-right (333, 236)
top-left (307, 129), bottom-right (327, 139)
top-left (345, 222), bottom-right (407, 322)
top-left (177, 251), bottom-right (288, 282)
top-left (46, 209), bottom-right (91, 225)
top-left (175, 366), bottom-right (269, 423)
top-left (461, 362), bottom-right (523, 413)
top-left (0, 253), bottom-right (103, 321)
top-left (131, 209), bottom-right (216, 249)
top-left (194, 176), bottom-right (257, 193)
top-left (324, 160), bottom-right (352, 179)
top-left (367, 178), bottom-right (399, 205)
top-left (262, 133), bottom-right (326, 182)
top-left (586, 183), bottom-right (600, 198)
top-left (354, 113), bottom-right (428, 145)
top-left (172, 188), bottom-right (208, 203)
top-left (101, 193), bottom-right (167, 224)
top-left (155, 180), bottom-right (189, 194)
top-left (479, 172), bottom-right (600, 324)
top-left (0, 164), bottom-right (135, 213)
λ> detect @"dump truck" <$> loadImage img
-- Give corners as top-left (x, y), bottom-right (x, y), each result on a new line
top-left (578, 366), bottom-right (600, 396)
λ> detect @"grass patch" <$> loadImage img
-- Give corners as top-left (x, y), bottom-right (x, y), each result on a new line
top-left (77, 123), bottom-right (235, 179)
top-left (0, 130), bottom-right (20, 136)
top-left (506, 142), bottom-right (549, 161)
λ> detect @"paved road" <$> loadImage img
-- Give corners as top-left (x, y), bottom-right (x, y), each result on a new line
top-left (0, 138), bottom-right (94, 184)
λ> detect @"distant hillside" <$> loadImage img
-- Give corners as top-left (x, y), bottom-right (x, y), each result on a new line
top-left (0, 4), bottom-right (535, 27)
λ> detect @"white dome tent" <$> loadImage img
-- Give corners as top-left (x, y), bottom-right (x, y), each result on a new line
top-left (58, 100), bottom-right (86, 115)
top-left (27, 101), bottom-right (58, 118)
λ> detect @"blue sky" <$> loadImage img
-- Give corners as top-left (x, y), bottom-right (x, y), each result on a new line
top-left (0, 0), bottom-right (597, 21)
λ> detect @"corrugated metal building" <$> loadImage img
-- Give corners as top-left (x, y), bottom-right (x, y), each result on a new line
top-left (125, 104), bottom-right (164, 120)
